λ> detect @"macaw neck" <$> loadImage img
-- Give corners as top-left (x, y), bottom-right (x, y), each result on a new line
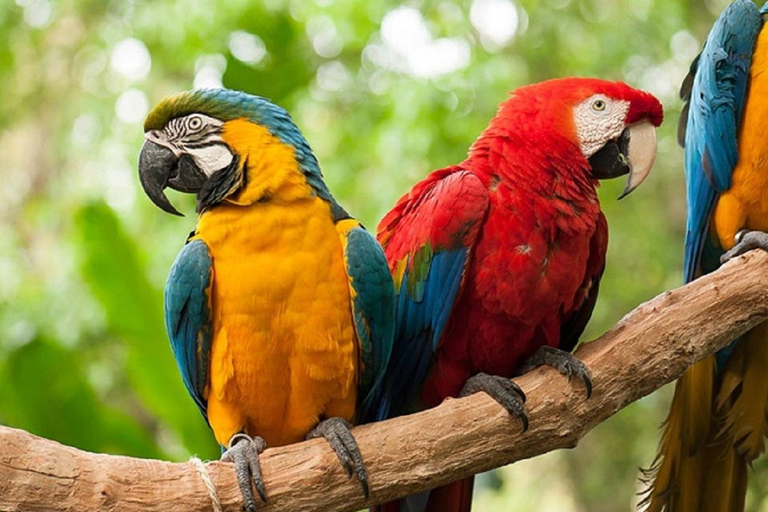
top-left (226, 148), bottom-right (313, 206)
top-left (466, 128), bottom-right (598, 205)
top-left (219, 119), bottom-right (346, 218)
top-left (464, 130), bottom-right (601, 234)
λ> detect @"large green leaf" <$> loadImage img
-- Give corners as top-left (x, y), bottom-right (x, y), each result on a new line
top-left (0, 339), bottom-right (160, 458)
top-left (74, 201), bottom-right (218, 458)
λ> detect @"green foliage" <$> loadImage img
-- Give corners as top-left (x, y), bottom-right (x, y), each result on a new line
top-left (0, 0), bottom-right (761, 510)
top-left (0, 338), bottom-right (160, 457)
top-left (75, 202), bottom-right (218, 458)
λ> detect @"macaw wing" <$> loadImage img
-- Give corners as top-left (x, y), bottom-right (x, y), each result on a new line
top-left (338, 221), bottom-right (396, 424)
top-left (375, 168), bottom-right (489, 419)
top-left (164, 238), bottom-right (213, 420)
top-left (682, 0), bottom-right (762, 282)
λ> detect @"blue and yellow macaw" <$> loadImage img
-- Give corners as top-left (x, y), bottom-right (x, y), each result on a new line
top-left (646, 1), bottom-right (768, 510)
top-left (137, 89), bottom-right (394, 511)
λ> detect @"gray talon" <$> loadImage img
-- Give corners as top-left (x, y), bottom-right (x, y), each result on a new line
top-left (460, 372), bottom-right (528, 432)
top-left (518, 346), bottom-right (592, 398)
top-left (307, 417), bottom-right (370, 498)
top-left (721, 230), bottom-right (768, 264)
top-left (222, 434), bottom-right (268, 511)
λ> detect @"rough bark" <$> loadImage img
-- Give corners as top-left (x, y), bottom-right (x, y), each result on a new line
top-left (2, 250), bottom-right (768, 512)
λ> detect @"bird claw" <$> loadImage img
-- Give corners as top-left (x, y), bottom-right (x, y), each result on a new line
top-left (221, 433), bottom-right (268, 512)
top-left (518, 346), bottom-right (592, 398)
top-left (306, 417), bottom-right (370, 498)
top-left (721, 230), bottom-right (768, 264)
top-left (460, 373), bottom-right (528, 432)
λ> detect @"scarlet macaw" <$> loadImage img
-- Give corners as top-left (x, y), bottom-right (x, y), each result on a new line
top-left (645, 2), bottom-right (768, 511)
top-left (374, 78), bottom-right (663, 512)
top-left (137, 89), bottom-right (394, 512)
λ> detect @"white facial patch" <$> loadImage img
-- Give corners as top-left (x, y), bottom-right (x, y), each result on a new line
top-left (164, 113), bottom-right (224, 142)
top-left (573, 95), bottom-right (630, 157)
top-left (146, 113), bottom-right (234, 175)
top-left (191, 143), bottom-right (234, 176)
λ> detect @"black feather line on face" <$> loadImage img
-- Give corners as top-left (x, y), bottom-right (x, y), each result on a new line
top-left (196, 154), bottom-right (242, 213)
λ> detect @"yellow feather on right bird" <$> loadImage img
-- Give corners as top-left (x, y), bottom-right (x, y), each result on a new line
top-left (644, 1), bottom-right (768, 511)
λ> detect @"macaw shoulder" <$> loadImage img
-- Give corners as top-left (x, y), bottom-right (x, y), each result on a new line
top-left (335, 218), bottom-right (395, 421)
top-left (164, 237), bottom-right (213, 417)
top-left (335, 219), bottom-right (394, 323)
top-left (377, 167), bottom-right (489, 264)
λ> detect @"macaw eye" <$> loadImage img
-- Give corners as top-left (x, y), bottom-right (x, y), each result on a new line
top-left (592, 100), bottom-right (607, 112)
top-left (187, 115), bottom-right (204, 131)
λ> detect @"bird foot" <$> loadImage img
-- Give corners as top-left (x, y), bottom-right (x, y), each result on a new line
top-left (460, 372), bottom-right (528, 432)
top-left (306, 417), bottom-right (369, 498)
top-left (517, 346), bottom-right (592, 398)
top-left (721, 230), bottom-right (768, 264)
top-left (221, 433), bottom-right (268, 512)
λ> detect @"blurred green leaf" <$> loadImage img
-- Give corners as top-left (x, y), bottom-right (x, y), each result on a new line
top-left (74, 201), bottom-right (218, 458)
top-left (0, 339), bottom-right (160, 457)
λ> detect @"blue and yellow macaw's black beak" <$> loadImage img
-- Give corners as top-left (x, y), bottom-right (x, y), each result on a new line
top-left (138, 140), bottom-right (208, 216)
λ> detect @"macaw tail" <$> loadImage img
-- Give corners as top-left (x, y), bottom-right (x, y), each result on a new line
top-left (643, 323), bottom-right (768, 512)
top-left (372, 477), bottom-right (474, 512)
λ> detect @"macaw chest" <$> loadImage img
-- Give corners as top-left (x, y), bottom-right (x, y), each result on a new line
top-left (194, 199), bottom-right (358, 444)
top-left (713, 46), bottom-right (768, 249)
top-left (435, 203), bottom-right (599, 380)
top-left (469, 206), bottom-right (596, 323)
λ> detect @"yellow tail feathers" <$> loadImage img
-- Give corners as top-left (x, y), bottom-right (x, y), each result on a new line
top-left (717, 323), bottom-right (768, 461)
top-left (643, 324), bottom-right (768, 512)
top-left (643, 356), bottom-right (714, 512)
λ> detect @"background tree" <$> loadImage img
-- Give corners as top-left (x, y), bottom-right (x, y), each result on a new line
top-left (0, 0), bottom-right (762, 510)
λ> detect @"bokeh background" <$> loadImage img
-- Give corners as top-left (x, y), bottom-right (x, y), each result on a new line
top-left (0, 0), bottom-right (765, 510)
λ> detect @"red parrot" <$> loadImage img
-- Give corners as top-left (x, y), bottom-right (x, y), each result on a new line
top-left (373, 78), bottom-right (663, 512)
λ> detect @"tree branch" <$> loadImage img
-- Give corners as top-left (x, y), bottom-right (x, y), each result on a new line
top-left (2, 251), bottom-right (768, 512)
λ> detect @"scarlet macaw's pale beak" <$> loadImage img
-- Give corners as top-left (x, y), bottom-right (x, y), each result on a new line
top-left (618, 120), bottom-right (657, 199)
top-left (587, 120), bottom-right (657, 199)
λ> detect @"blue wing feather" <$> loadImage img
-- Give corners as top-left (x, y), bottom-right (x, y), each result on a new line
top-left (342, 226), bottom-right (396, 424)
top-left (377, 249), bottom-right (470, 420)
top-left (375, 171), bottom-right (488, 420)
top-left (165, 238), bottom-right (213, 420)
top-left (683, 0), bottom-right (761, 282)
top-left (430, 248), bottom-right (469, 350)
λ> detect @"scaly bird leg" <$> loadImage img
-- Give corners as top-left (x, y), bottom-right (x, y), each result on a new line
top-left (306, 417), bottom-right (369, 498)
top-left (517, 346), bottom-right (592, 398)
top-left (460, 373), bottom-right (528, 432)
top-left (221, 433), bottom-right (268, 512)
top-left (721, 230), bottom-right (768, 263)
